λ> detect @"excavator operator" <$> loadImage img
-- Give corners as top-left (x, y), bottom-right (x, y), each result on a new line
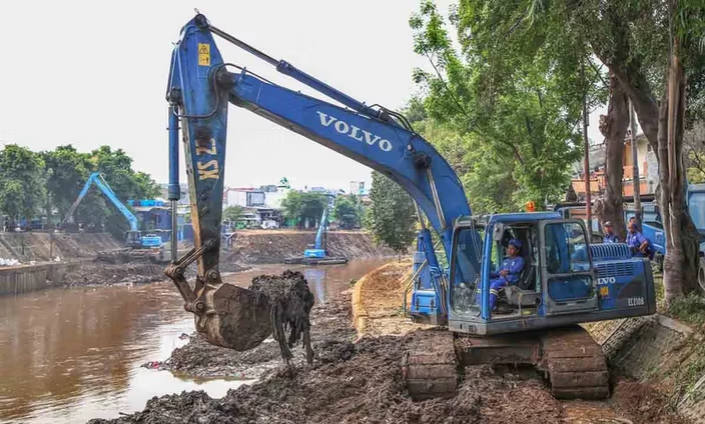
top-left (488, 239), bottom-right (525, 310)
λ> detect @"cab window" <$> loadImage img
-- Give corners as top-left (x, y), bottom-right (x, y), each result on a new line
top-left (544, 222), bottom-right (591, 273)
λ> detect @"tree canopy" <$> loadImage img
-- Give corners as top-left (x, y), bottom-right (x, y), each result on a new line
top-left (281, 191), bottom-right (328, 226)
top-left (365, 171), bottom-right (417, 253)
top-left (408, 1), bottom-right (599, 211)
top-left (0, 143), bottom-right (160, 239)
top-left (332, 194), bottom-right (363, 229)
top-left (0, 145), bottom-right (46, 221)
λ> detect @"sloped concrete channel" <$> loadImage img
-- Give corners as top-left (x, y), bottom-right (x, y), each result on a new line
top-left (587, 313), bottom-right (705, 422)
top-left (0, 262), bottom-right (77, 295)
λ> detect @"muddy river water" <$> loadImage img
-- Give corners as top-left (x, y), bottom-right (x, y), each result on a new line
top-left (0, 258), bottom-right (391, 424)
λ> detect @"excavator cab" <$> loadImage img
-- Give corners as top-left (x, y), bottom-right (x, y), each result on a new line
top-left (125, 230), bottom-right (144, 249)
top-left (447, 213), bottom-right (653, 335)
top-left (449, 214), bottom-right (605, 333)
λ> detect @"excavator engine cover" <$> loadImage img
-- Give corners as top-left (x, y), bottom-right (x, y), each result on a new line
top-left (198, 283), bottom-right (273, 351)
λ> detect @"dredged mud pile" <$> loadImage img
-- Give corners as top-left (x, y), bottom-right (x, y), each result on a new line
top-left (90, 284), bottom-right (568, 424)
top-left (249, 270), bottom-right (315, 364)
top-left (151, 288), bottom-right (355, 379)
top-left (91, 333), bottom-right (565, 424)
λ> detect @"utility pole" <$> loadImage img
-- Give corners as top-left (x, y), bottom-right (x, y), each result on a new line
top-left (629, 100), bottom-right (641, 222)
top-left (581, 61), bottom-right (592, 229)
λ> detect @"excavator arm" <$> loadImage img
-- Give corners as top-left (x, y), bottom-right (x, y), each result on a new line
top-left (164, 13), bottom-right (481, 350)
top-left (61, 172), bottom-right (139, 232)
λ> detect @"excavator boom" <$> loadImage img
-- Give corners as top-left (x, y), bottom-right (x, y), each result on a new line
top-left (164, 17), bottom-right (656, 404)
top-left (164, 13), bottom-right (480, 349)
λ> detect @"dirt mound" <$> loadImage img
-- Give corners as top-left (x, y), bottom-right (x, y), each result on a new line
top-left (61, 262), bottom-right (164, 287)
top-left (222, 230), bottom-right (394, 264)
top-left (353, 260), bottom-right (432, 338)
top-left (90, 332), bottom-right (564, 424)
top-left (611, 380), bottom-right (690, 424)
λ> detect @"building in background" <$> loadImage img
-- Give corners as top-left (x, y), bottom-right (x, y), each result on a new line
top-left (571, 132), bottom-right (655, 200)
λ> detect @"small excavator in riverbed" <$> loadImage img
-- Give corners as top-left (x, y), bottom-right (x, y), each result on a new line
top-left (284, 194), bottom-right (348, 265)
top-left (163, 13), bottom-right (657, 400)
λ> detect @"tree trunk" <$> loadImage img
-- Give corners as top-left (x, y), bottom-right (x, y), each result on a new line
top-left (659, 38), bottom-right (700, 302)
top-left (598, 72), bottom-right (629, 242)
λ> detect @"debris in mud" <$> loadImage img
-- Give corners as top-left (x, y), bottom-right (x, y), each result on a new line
top-left (88, 288), bottom-right (566, 424)
top-left (61, 263), bottom-right (164, 287)
top-left (249, 270), bottom-right (315, 365)
top-left (611, 380), bottom-right (691, 424)
top-left (156, 278), bottom-right (349, 380)
top-left (88, 333), bottom-right (565, 424)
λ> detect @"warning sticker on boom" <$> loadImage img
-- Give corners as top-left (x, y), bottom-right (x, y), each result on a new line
top-left (198, 43), bottom-right (210, 66)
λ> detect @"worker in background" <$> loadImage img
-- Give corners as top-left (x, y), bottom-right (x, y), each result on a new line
top-left (526, 201), bottom-right (536, 212)
top-left (627, 221), bottom-right (654, 260)
top-left (488, 239), bottom-right (525, 311)
top-left (629, 216), bottom-right (640, 232)
top-left (603, 222), bottom-right (619, 243)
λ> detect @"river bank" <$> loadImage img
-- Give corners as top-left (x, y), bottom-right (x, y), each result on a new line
top-left (0, 259), bottom-right (389, 424)
top-left (90, 262), bottom-right (697, 424)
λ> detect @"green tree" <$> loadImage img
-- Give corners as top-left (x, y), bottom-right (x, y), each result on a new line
top-left (458, 0), bottom-right (705, 300)
top-left (408, 1), bottom-right (591, 211)
top-left (223, 205), bottom-right (244, 223)
top-left (333, 194), bottom-right (363, 229)
top-left (281, 191), bottom-right (328, 227)
top-left (367, 171), bottom-right (417, 253)
top-left (42, 145), bottom-right (94, 225)
top-left (0, 145), bottom-right (46, 222)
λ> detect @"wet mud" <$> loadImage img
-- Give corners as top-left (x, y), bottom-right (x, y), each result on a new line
top-left (88, 273), bottom-right (692, 424)
top-left (88, 283), bottom-right (566, 424)
top-left (147, 285), bottom-right (355, 380)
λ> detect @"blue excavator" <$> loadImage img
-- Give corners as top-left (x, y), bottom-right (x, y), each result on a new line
top-left (61, 172), bottom-right (165, 261)
top-left (285, 194), bottom-right (349, 265)
top-left (163, 13), bottom-right (656, 400)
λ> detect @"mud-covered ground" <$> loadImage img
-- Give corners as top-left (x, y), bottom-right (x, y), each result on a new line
top-left (144, 290), bottom-right (356, 379)
top-left (61, 262), bottom-right (165, 287)
top-left (87, 281), bottom-right (690, 424)
top-left (60, 258), bottom-right (250, 288)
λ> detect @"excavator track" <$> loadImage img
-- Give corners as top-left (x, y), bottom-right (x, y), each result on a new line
top-left (538, 325), bottom-right (610, 400)
top-left (402, 326), bottom-right (609, 401)
top-left (402, 330), bottom-right (459, 400)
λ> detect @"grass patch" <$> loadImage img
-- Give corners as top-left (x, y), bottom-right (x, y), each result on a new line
top-left (669, 341), bottom-right (705, 406)
top-left (653, 272), bottom-right (666, 310)
top-left (667, 293), bottom-right (705, 327)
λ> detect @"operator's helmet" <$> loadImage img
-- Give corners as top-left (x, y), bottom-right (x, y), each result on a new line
top-left (508, 239), bottom-right (522, 252)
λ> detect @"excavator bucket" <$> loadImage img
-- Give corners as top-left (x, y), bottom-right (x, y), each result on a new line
top-left (197, 283), bottom-right (273, 351)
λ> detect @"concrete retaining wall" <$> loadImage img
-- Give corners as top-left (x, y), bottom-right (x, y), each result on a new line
top-left (0, 262), bottom-right (78, 296)
top-left (0, 232), bottom-right (121, 263)
top-left (586, 314), bottom-right (705, 423)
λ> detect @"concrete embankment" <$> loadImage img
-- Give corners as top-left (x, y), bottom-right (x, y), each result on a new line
top-left (0, 232), bottom-right (122, 296)
top-left (0, 262), bottom-right (78, 295)
top-left (0, 232), bottom-right (120, 262)
top-left (586, 313), bottom-right (705, 423)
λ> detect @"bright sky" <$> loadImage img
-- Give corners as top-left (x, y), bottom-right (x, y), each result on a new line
top-left (0, 1), bottom-right (608, 193)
